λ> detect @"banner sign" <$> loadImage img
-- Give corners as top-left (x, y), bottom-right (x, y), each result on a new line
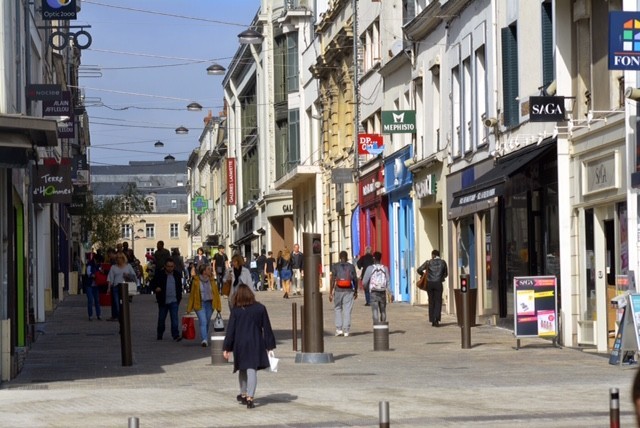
top-left (514, 276), bottom-right (558, 339)
top-left (358, 133), bottom-right (384, 155)
top-left (41, 0), bottom-right (77, 21)
top-left (381, 110), bottom-right (416, 134)
top-left (609, 12), bottom-right (640, 70)
top-left (57, 118), bottom-right (75, 138)
top-left (32, 163), bottom-right (73, 203)
top-left (226, 158), bottom-right (236, 205)
top-left (42, 91), bottom-right (72, 117)
top-left (529, 96), bottom-right (566, 122)
top-left (26, 84), bottom-right (63, 101)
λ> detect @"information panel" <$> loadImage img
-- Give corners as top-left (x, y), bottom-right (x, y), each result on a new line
top-left (514, 276), bottom-right (558, 339)
top-left (610, 294), bottom-right (640, 365)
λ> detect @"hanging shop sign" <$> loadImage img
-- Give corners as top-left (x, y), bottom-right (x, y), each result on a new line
top-left (226, 158), bottom-right (236, 205)
top-left (331, 168), bottom-right (354, 184)
top-left (529, 96), bottom-right (566, 122)
top-left (358, 133), bottom-right (384, 155)
top-left (42, 91), bottom-right (72, 117)
top-left (57, 117), bottom-right (75, 138)
top-left (192, 195), bottom-right (209, 215)
top-left (381, 111), bottom-right (416, 134)
top-left (26, 84), bottom-right (63, 101)
top-left (32, 163), bottom-right (72, 203)
top-left (609, 12), bottom-right (640, 70)
top-left (41, 0), bottom-right (77, 21)
top-left (415, 174), bottom-right (437, 198)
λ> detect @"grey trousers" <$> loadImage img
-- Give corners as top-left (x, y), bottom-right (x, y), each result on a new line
top-left (239, 368), bottom-right (257, 397)
top-left (334, 289), bottom-right (355, 332)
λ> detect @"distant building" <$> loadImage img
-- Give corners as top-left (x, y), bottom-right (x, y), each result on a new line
top-left (91, 158), bottom-right (189, 262)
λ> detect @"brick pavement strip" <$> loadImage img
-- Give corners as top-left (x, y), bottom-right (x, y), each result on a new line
top-left (0, 289), bottom-right (638, 427)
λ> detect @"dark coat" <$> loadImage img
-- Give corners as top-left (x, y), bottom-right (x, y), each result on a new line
top-left (223, 302), bottom-right (276, 373)
top-left (151, 269), bottom-right (183, 305)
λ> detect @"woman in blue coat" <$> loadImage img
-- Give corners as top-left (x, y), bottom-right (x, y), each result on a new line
top-left (223, 283), bottom-right (276, 409)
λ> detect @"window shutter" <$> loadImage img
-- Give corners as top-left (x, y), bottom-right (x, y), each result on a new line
top-left (501, 25), bottom-right (519, 128)
top-left (541, 2), bottom-right (554, 86)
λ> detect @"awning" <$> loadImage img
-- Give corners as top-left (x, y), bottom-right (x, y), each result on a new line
top-left (0, 114), bottom-right (58, 147)
top-left (449, 141), bottom-right (555, 219)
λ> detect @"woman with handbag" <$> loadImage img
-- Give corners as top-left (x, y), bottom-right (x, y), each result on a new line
top-left (279, 248), bottom-right (293, 299)
top-left (187, 264), bottom-right (222, 347)
top-left (223, 254), bottom-right (254, 310)
top-left (223, 283), bottom-right (276, 409)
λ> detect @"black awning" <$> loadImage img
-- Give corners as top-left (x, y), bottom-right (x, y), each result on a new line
top-left (450, 141), bottom-right (555, 216)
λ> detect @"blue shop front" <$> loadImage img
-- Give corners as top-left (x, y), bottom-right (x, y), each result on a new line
top-left (385, 146), bottom-right (414, 302)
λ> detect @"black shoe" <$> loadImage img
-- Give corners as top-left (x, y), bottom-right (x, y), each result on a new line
top-left (237, 394), bottom-right (247, 404)
top-left (173, 336), bottom-right (182, 342)
top-left (157, 336), bottom-right (163, 340)
top-left (246, 399), bottom-right (255, 409)
top-left (364, 303), bottom-right (370, 306)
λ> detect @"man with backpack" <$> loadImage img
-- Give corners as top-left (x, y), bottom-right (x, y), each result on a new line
top-left (362, 251), bottom-right (390, 324)
top-left (329, 251), bottom-right (358, 337)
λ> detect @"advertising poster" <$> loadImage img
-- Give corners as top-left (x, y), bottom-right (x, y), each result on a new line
top-left (514, 276), bottom-right (558, 339)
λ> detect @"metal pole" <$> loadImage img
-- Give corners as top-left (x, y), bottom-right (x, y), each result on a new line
top-left (119, 283), bottom-right (132, 366)
top-left (461, 289), bottom-right (471, 349)
top-left (128, 417), bottom-right (139, 428)
top-left (379, 401), bottom-right (390, 428)
top-left (300, 304), bottom-right (304, 353)
top-left (609, 387), bottom-right (620, 428)
top-left (292, 302), bottom-right (298, 352)
top-left (302, 232), bottom-right (324, 353)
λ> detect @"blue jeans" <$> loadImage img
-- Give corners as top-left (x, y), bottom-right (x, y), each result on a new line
top-left (110, 285), bottom-right (121, 319)
top-left (157, 301), bottom-right (180, 339)
top-left (334, 290), bottom-right (355, 333)
top-left (195, 300), bottom-right (214, 342)
top-left (85, 285), bottom-right (101, 318)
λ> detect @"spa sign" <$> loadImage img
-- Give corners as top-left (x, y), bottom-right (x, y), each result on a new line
top-left (33, 164), bottom-right (72, 203)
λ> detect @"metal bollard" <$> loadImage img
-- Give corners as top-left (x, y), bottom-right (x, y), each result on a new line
top-left (379, 401), bottom-right (390, 428)
top-left (210, 334), bottom-right (226, 365)
top-left (292, 302), bottom-right (298, 352)
top-left (128, 416), bottom-right (139, 428)
top-left (373, 322), bottom-right (389, 351)
top-left (119, 283), bottom-right (132, 366)
top-left (460, 275), bottom-right (471, 349)
top-left (610, 387), bottom-right (620, 428)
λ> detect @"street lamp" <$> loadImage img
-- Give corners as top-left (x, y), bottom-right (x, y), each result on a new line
top-left (206, 63), bottom-right (226, 75)
top-left (186, 102), bottom-right (203, 111)
top-left (154, 140), bottom-right (164, 148)
top-left (238, 28), bottom-right (264, 45)
top-left (175, 125), bottom-right (189, 135)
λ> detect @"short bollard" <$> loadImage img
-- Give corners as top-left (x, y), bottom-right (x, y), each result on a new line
top-left (379, 401), bottom-right (390, 428)
top-left (210, 334), bottom-right (226, 365)
top-left (373, 322), bottom-right (389, 351)
top-left (128, 416), bottom-right (139, 428)
top-left (610, 387), bottom-right (620, 428)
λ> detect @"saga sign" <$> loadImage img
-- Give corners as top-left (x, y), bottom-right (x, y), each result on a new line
top-left (529, 97), bottom-right (565, 122)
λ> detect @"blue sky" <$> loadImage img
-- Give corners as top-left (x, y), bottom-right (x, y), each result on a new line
top-left (77, 0), bottom-right (259, 165)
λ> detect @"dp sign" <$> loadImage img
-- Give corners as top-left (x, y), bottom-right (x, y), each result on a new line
top-left (358, 133), bottom-right (384, 155)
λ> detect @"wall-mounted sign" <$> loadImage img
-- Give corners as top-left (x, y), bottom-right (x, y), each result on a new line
top-left (41, 0), bottom-right (77, 21)
top-left (226, 158), bottom-right (236, 205)
top-left (57, 118), bottom-right (75, 138)
top-left (191, 195), bottom-right (209, 215)
top-left (26, 84), bottom-right (63, 101)
top-left (609, 12), bottom-right (640, 70)
top-left (415, 174), bottom-right (437, 198)
top-left (42, 91), bottom-right (72, 117)
top-left (583, 151), bottom-right (619, 195)
top-left (358, 133), bottom-right (384, 155)
top-left (381, 110), bottom-right (416, 134)
top-left (32, 163), bottom-right (72, 203)
top-left (529, 96), bottom-right (566, 122)
top-left (331, 168), bottom-right (353, 184)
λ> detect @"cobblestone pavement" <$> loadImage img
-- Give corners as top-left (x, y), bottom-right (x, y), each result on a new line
top-left (0, 287), bottom-right (638, 427)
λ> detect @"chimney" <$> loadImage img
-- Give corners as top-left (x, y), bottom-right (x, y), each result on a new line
top-left (203, 110), bottom-right (213, 125)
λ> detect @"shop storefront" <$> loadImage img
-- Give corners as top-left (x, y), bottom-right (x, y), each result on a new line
top-left (357, 161), bottom-right (388, 267)
top-left (448, 141), bottom-right (558, 328)
top-left (385, 146), bottom-right (414, 302)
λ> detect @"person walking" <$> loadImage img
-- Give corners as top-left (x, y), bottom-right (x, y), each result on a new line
top-left (362, 251), bottom-right (390, 324)
top-left (152, 258), bottom-right (184, 341)
top-left (223, 283), bottom-right (276, 409)
top-left (153, 241), bottom-right (171, 274)
top-left (106, 252), bottom-right (137, 321)
top-left (171, 248), bottom-right (185, 292)
top-left (213, 245), bottom-right (229, 294)
top-left (265, 251), bottom-right (276, 291)
top-left (356, 246), bottom-right (374, 307)
top-left (223, 253), bottom-right (254, 310)
top-left (275, 250), bottom-right (283, 291)
top-left (279, 248), bottom-right (293, 299)
top-left (84, 252), bottom-right (101, 321)
top-left (187, 264), bottom-right (222, 347)
top-left (329, 251), bottom-right (358, 337)
top-left (256, 249), bottom-right (267, 291)
top-left (417, 249), bottom-right (448, 327)
top-left (291, 243), bottom-right (304, 295)
top-left (194, 247), bottom-right (209, 268)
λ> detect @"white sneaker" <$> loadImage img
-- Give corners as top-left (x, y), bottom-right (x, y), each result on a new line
top-left (201, 340), bottom-right (208, 347)
top-left (343, 332), bottom-right (350, 337)
top-left (335, 330), bottom-right (343, 336)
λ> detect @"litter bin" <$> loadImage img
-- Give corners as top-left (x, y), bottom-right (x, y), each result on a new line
top-left (454, 288), bottom-right (477, 327)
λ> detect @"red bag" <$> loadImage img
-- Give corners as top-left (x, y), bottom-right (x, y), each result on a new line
top-left (181, 315), bottom-right (196, 340)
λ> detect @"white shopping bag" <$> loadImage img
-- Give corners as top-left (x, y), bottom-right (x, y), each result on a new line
top-left (268, 350), bottom-right (279, 373)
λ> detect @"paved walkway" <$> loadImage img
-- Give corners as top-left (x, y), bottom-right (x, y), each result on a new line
top-left (0, 288), bottom-right (638, 427)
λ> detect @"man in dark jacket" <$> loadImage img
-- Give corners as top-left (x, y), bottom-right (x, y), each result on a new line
top-left (152, 258), bottom-right (183, 341)
top-left (417, 249), bottom-right (448, 327)
top-left (356, 246), bottom-right (374, 306)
